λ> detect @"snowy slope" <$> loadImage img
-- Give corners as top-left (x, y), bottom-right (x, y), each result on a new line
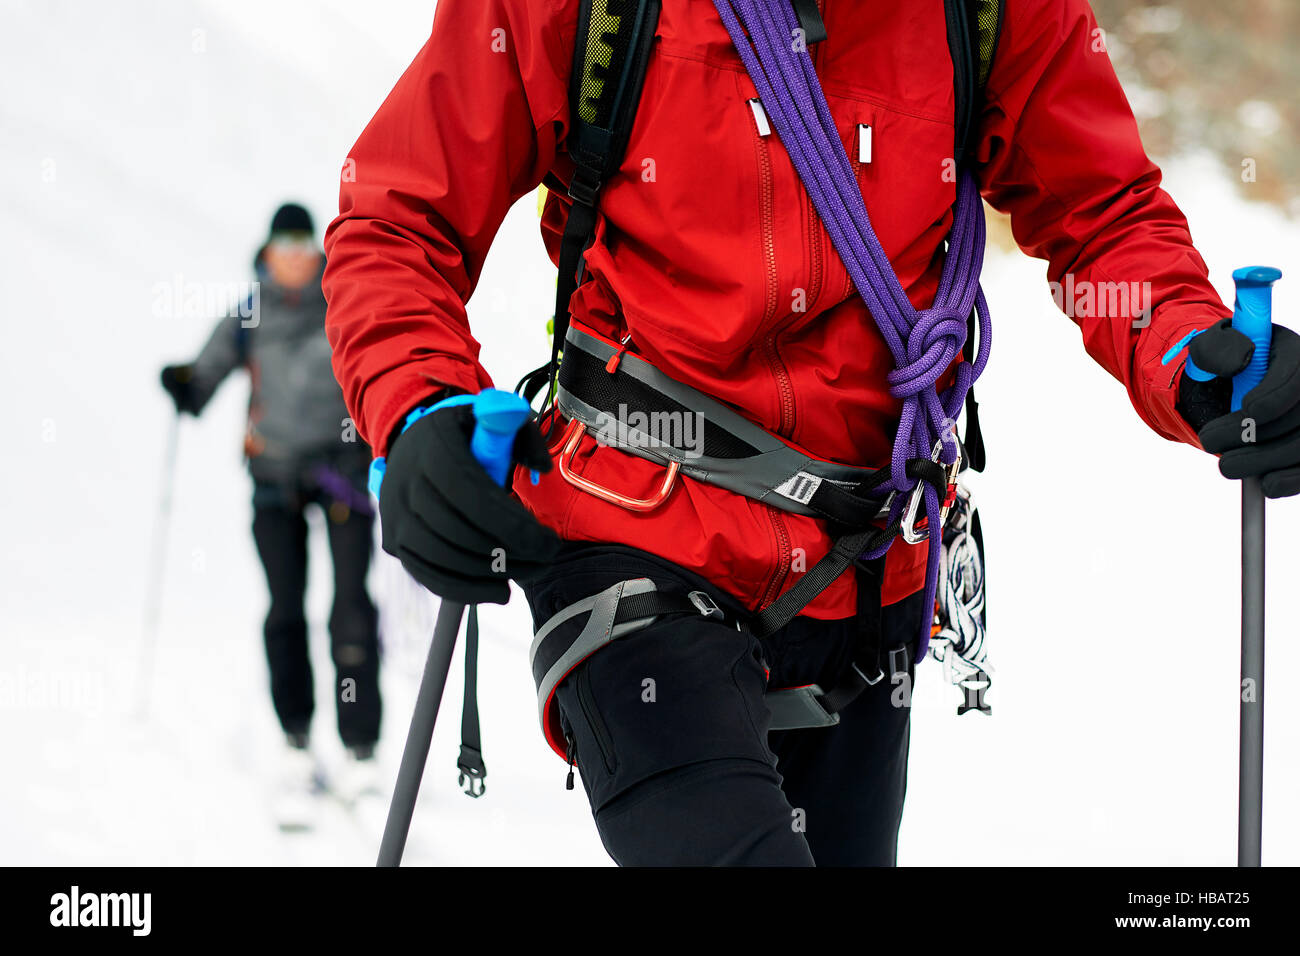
top-left (1, 2), bottom-right (1297, 866)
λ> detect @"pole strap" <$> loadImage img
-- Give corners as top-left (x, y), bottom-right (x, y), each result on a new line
top-left (457, 606), bottom-right (487, 797)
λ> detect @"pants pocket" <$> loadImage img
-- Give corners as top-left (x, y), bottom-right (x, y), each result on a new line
top-left (574, 664), bottom-right (617, 775)
top-left (555, 615), bottom-right (777, 814)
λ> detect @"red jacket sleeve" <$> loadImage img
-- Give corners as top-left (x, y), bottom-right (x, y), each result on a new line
top-left (976, 0), bottom-right (1230, 446)
top-left (323, 0), bottom-right (572, 454)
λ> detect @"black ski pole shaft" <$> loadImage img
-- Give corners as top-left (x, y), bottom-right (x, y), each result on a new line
top-left (137, 411), bottom-right (181, 719)
top-left (1238, 476), bottom-right (1265, 867)
top-left (377, 598), bottom-right (465, 867)
top-left (1218, 266), bottom-right (1281, 866)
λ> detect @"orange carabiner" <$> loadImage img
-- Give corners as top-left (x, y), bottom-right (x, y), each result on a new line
top-left (556, 420), bottom-right (679, 513)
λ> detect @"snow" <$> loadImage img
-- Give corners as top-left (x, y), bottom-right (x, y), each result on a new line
top-left (2, 3), bottom-right (1297, 866)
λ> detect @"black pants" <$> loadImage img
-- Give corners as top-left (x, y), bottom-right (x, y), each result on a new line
top-left (523, 545), bottom-right (923, 866)
top-left (251, 481), bottom-right (381, 748)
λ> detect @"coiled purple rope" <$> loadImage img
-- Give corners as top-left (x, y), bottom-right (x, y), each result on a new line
top-left (712, 0), bottom-right (992, 660)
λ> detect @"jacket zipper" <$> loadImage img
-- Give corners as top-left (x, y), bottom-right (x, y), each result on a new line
top-left (563, 733), bottom-right (577, 790)
top-left (760, 505), bottom-right (794, 608)
top-left (576, 667), bottom-right (616, 775)
top-left (804, 193), bottom-right (824, 318)
top-left (754, 124), bottom-right (780, 336)
top-left (754, 115), bottom-right (796, 611)
top-left (753, 130), bottom-right (794, 439)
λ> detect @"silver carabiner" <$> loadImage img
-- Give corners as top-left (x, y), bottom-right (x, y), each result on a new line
top-left (900, 438), bottom-right (962, 544)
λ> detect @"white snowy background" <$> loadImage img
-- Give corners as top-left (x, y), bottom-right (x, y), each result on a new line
top-left (2, 0), bottom-right (1296, 866)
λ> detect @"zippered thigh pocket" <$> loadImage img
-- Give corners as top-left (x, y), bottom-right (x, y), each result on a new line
top-left (574, 664), bottom-right (618, 776)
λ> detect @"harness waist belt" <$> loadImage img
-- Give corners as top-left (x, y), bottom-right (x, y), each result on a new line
top-left (556, 323), bottom-right (903, 530)
top-left (550, 322), bottom-right (956, 642)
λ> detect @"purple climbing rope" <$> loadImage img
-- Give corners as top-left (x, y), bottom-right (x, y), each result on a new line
top-left (712, 0), bottom-right (992, 660)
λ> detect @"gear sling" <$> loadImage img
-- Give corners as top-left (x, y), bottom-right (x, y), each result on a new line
top-left (507, 0), bottom-right (1003, 762)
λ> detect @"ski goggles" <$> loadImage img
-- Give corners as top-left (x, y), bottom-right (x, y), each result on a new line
top-left (267, 233), bottom-right (317, 254)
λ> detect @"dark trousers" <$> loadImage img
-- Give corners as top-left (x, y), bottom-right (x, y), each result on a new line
top-left (251, 485), bottom-right (382, 748)
top-left (523, 546), bottom-right (923, 867)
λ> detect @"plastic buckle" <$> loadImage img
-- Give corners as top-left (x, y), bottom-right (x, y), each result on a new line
top-left (765, 683), bottom-right (841, 730)
top-left (688, 590), bottom-right (725, 621)
top-left (457, 747), bottom-right (487, 799)
top-left (901, 439), bottom-right (963, 545)
top-left (567, 167), bottom-right (602, 208)
top-left (851, 662), bottom-right (885, 687)
top-left (887, 646), bottom-right (911, 680)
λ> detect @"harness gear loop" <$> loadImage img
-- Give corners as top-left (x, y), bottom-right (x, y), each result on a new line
top-left (555, 419), bottom-right (681, 512)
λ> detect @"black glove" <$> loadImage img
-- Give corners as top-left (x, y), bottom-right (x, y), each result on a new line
top-left (160, 364), bottom-right (198, 415)
top-left (1177, 318), bottom-right (1300, 498)
top-left (379, 402), bottom-right (561, 604)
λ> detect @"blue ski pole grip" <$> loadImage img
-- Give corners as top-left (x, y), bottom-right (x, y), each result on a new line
top-left (1230, 266), bottom-right (1282, 413)
top-left (468, 388), bottom-right (533, 488)
top-left (368, 388), bottom-right (536, 498)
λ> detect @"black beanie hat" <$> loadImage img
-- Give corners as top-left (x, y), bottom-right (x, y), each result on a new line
top-left (270, 202), bottom-right (314, 237)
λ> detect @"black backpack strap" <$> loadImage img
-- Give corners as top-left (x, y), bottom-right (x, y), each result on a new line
top-left (526, 0), bottom-right (662, 413)
top-left (946, 0), bottom-right (1005, 167)
top-left (970, 0), bottom-right (1006, 88)
top-left (944, 0), bottom-right (978, 169)
top-left (945, 0), bottom-right (1003, 472)
top-left (790, 0), bottom-right (827, 45)
top-left (962, 309), bottom-right (987, 472)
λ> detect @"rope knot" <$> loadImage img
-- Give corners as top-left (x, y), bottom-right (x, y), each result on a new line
top-left (886, 303), bottom-right (969, 399)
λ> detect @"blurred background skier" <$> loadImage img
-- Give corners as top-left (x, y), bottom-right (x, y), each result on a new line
top-left (159, 203), bottom-right (382, 827)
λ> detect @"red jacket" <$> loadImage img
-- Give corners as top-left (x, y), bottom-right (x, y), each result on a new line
top-left (324, 0), bottom-right (1228, 618)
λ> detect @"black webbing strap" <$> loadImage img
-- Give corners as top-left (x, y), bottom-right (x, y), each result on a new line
top-left (960, 303), bottom-right (986, 472)
top-left (817, 643), bottom-right (913, 715)
top-left (790, 0), bottom-right (827, 45)
top-left (612, 589), bottom-right (727, 625)
top-left (944, 0), bottom-right (977, 168)
top-left (805, 472), bottom-right (893, 530)
top-left (750, 523), bottom-right (893, 641)
top-left (524, 0), bottom-right (662, 421)
top-left (747, 456), bottom-right (946, 641)
top-left (457, 606), bottom-right (486, 797)
top-left (610, 567), bottom-right (910, 722)
top-left (535, 184), bottom-right (600, 422)
top-left (786, 556), bottom-right (916, 719)
top-left (963, 378), bottom-right (986, 473)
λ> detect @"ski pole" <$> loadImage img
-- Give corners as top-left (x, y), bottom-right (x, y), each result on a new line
top-left (136, 410), bottom-right (181, 719)
top-left (1225, 266), bottom-right (1281, 867)
top-left (376, 390), bottom-right (533, 868)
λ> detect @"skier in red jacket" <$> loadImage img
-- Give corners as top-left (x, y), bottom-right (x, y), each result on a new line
top-left (323, 0), bottom-right (1300, 865)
